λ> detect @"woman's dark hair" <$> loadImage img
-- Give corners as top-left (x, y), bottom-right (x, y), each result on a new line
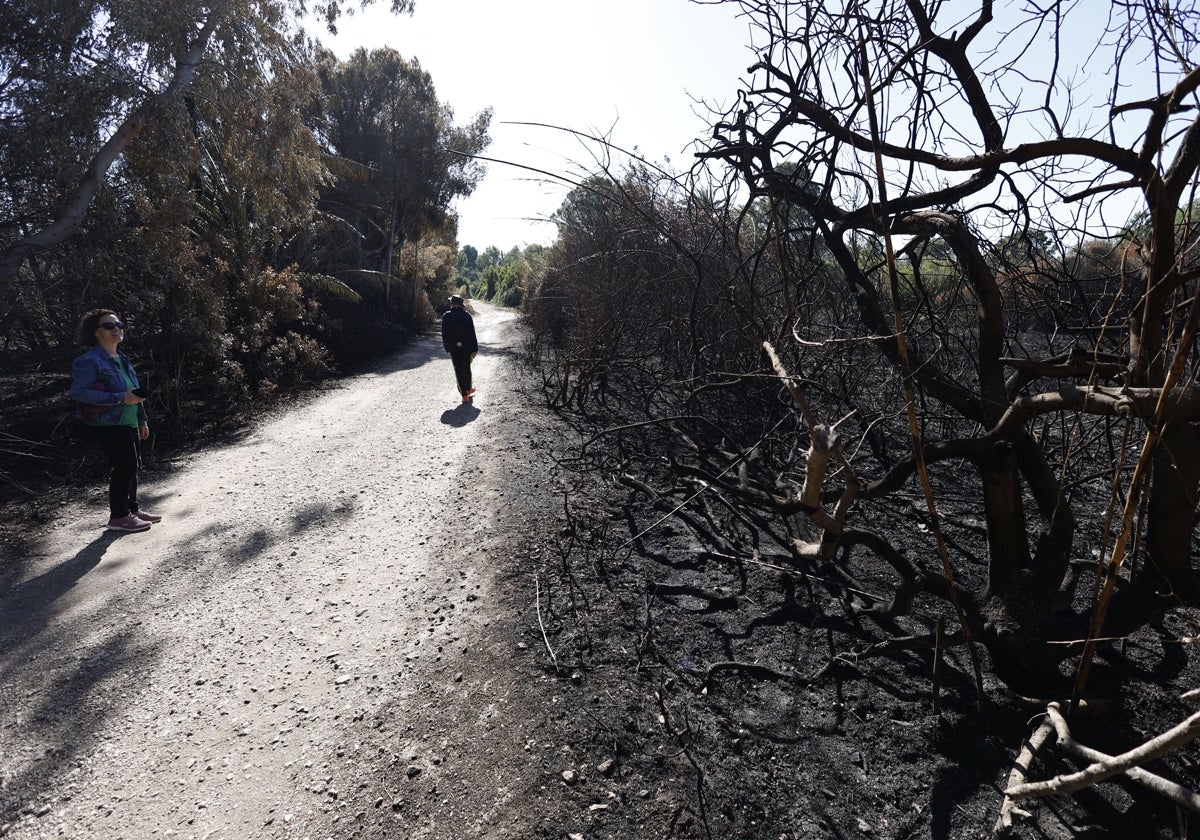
top-left (76, 309), bottom-right (117, 347)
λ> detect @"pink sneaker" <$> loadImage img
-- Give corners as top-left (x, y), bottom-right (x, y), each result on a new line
top-left (106, 514), bottom-right (151, 532)
top-left (132, 509), bottom-right (162, 523)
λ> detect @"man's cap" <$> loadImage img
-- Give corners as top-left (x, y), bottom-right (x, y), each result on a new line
top-left (448, 294), bottom-right (464, 305)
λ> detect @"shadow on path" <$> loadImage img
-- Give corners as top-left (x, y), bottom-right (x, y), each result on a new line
top-left (440, 402), bottom-right (480, 427)
top-left (0, 531), bottom-right (119, 641)
top-left (371, 333), bottom-right (444, 375)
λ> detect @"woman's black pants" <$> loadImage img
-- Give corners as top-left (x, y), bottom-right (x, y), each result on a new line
top-left (88, 425), bottom-right (140, 519)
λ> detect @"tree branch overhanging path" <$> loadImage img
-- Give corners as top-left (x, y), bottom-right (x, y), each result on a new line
top-left (0, 0), bottom-right (417, 297)
top-left (0, 3), bottom-right (223, 293)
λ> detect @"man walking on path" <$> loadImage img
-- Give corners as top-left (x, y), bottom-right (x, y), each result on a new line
top-left (441, 294), bottom-right (478, 402)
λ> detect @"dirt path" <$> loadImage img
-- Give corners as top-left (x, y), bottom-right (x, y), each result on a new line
top-left (0, 303), bottom-right (564, 839)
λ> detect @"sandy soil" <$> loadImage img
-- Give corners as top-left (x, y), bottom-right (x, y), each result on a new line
top-left (0, 302), bottom-right (570, 839)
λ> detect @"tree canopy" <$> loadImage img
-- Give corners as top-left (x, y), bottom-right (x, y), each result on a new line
top-left (315, 46), bottom-right (490, 302)
top-left (0, 0), bottom-right (489, 427)
top-left (1, 0), bottom-right (411, 294)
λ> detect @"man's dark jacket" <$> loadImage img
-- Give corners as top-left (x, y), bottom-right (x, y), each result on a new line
top-left (441, 307), bottom-right (478, 354)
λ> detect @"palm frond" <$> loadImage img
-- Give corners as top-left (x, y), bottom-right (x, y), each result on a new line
top-left (297, 272), bottom-right (363, 302)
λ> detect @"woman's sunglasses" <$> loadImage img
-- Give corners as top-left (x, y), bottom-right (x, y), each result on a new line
top-left (99, 321), bottom-right (126, 331)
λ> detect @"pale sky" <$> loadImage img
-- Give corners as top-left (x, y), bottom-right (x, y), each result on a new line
top-left (307, 1), bottom-right (1164, 252)
top-left (310, 0), bottom-right (755, 250)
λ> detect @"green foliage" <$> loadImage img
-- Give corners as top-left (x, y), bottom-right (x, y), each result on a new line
top-left (455, 245), bottom-right (480, 294)
top-left (454, 242), bottom-right (545, 308)
top-left (0, 0), bottom-right (490, 437)
top-left (312, 46), bottom-right (490, 311)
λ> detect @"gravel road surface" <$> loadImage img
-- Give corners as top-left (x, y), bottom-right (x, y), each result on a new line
top-left (1, 303), bottom-right (564, 839)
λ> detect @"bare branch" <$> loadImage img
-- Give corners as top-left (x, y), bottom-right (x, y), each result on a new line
top-left (1006, 703), bottom-right (1200, 808)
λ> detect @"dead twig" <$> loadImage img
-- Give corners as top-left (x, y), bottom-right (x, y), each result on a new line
top-left (700, 660), bottom-right (793, 690)
top-left (932, 617), bottom-right (945, 715)
top-left (1004, 702), bottom-right (1200, 811)
top-left (700, 633), bottom-right (930, 692)
top-left (649, 582), bottom-right (739, 612)
top-left (994, 718), bottom-right (1057, 835)
top-left (533, 573), bottom-right (561, 676)
top-left (655, 684), bottom-right (713, 840)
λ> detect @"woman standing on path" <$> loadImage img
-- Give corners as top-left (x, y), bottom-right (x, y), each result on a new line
top-left (70, 309), bottom-right (161, 532)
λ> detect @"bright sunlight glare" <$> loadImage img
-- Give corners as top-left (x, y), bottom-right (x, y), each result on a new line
top-left (308, 0), bottom-right (756, 251)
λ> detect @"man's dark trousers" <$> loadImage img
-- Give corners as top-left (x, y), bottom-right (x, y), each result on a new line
top-left (450, 350), bottom-right (473, 396)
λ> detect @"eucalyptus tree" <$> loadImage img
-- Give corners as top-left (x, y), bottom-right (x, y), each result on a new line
top-left (0, 0), bottom-right (414, 307)
top-left (475, 247), bottom-right (531, 307)
top-left (455, 244), bottom-right (480, 293)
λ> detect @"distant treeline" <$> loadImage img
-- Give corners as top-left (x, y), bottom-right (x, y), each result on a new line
top-left (455, 245), bottom-right (547, 309)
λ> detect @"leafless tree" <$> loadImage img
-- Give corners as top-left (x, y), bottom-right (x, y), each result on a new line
top-left (681, 0), bottom-right (1200, 692)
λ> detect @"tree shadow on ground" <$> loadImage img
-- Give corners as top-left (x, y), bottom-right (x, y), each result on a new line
top-left (0, 538), bottom-right (162, 824)
top-left (0, 489), bottom-right (365, 826)
top-left (0, 621), bottom-right (162, 827)
top-left (478, 342), bottom-right (520, 362)
top-left (180, 497), bottom-right (361, 567)
top-left (371, 336), bottom-right (444, 375)
top-left (0, 531), bottom-right (118, 641)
